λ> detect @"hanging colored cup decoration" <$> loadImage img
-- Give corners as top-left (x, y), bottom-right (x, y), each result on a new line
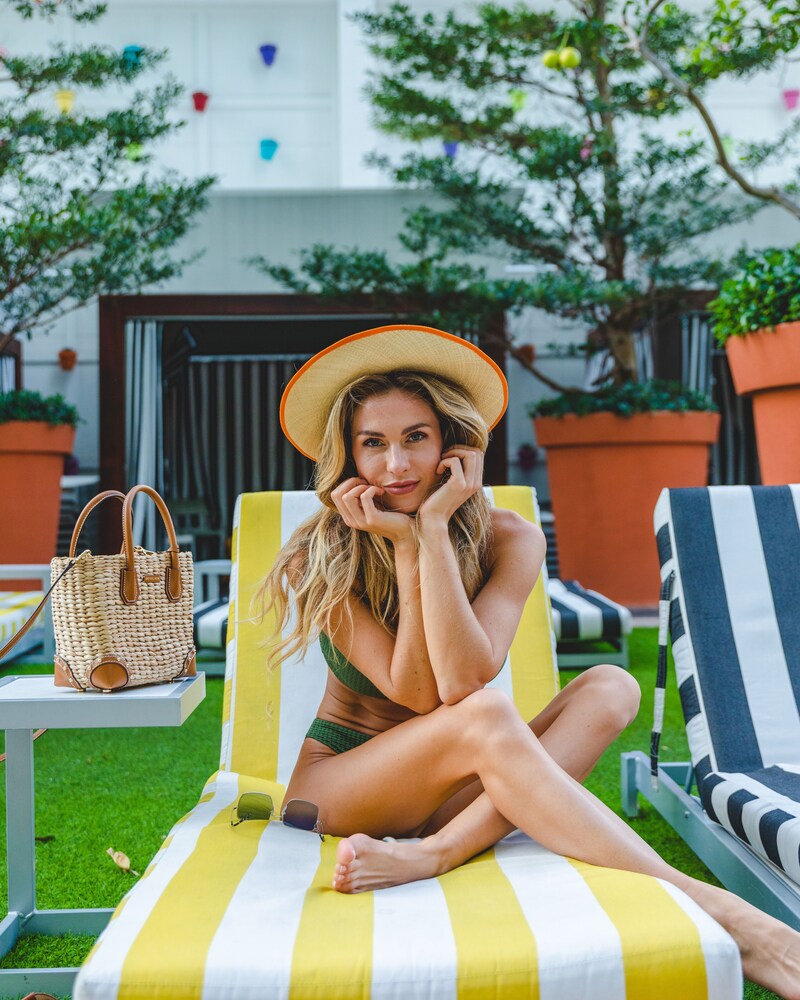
top-left (260, 139), bottom-right (279, 160)
top-left (782, 89), bottom-right (800, 111)
top-left (58, 348), bottom-right (78, 372)
top-left (259, 44), bottom-right (278, 66)
top-left (192, 91), bottom-right (209, 112)
top-left (443, 141), bottom-right (459, 159)
top-left (122, 45), bottom-right (143, 68)
top-left (54, 89), bottom-right (75, 114)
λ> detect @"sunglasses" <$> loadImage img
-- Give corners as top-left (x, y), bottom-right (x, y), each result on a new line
top-left (230, 792), bottom-right (324, 840)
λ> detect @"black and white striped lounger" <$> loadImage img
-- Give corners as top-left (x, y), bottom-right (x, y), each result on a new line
top-left (548, 579), bottom-right (632, 668)
top-left (193, 597), bottom-right (229, 653)
top-left (193, 573), bottom-right (632, 671)
top-left (622, 484), bottom-right (800, 929)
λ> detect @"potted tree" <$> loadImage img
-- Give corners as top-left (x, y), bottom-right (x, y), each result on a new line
top-left (530, 382), bottom-right (718, 605)
top-left (250, 1), bottom-right (759, 604)
top-left (0, 389), bottom-right (79, 587)
top-left (0, 0), bottom-right (213, 566)
top-left (709, 245), bottom-right (800, 484)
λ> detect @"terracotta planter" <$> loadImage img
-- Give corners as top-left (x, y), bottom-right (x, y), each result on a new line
top-left (0, 421), bottom-right (75, 590)
top-left (725, 321), bottom-right (800, 484)
top-left (534, 410), bottom-right (720, 606)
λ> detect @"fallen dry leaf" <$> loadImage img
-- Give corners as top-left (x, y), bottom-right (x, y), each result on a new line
top-left (106, 847), bottom-right (140, 877)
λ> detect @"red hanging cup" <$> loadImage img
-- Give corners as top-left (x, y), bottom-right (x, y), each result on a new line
top-left (192, 91), bottom-right (209, 112)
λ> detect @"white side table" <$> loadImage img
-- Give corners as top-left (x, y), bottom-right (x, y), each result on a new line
top-left (0, 673), bottom-right (206, 997)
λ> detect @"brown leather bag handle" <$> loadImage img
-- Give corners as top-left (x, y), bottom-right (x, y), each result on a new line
top-left (69, 490), bottom-right (127, 557)
top-left (120, 485), bottom-right (182, 604)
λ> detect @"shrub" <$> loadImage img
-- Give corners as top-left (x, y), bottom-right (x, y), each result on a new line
top-left (709, 245), bottom-right (800, 345)
top-left (0, 389), bottom-right (80, 427)
top-left (529, 380), bottom-right (717, 418)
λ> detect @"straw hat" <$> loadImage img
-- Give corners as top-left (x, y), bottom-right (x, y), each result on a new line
top-left (280, 324), bottom-right (508, 461)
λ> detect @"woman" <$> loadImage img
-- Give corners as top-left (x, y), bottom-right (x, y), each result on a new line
top-left (264, 324), bottom-right (800, 998)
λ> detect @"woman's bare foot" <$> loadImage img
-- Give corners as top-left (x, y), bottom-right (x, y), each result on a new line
top-left (332, 834), bottom-right (443, 893)
top-left (686, 879), bottom-right (800, 999)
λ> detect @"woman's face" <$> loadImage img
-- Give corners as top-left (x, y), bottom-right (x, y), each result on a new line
top-left (350, 389), bottom-right (444, 513)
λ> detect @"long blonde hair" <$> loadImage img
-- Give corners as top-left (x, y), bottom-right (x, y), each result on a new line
top-left (258, 370), bottom-right (494, 664)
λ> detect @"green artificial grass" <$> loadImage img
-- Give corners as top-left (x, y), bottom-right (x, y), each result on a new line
top-left (0, 639), bottom-right (780, 998)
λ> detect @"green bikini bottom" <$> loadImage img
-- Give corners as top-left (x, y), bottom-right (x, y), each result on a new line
top-left (306, 718), bottom-right (374, 754)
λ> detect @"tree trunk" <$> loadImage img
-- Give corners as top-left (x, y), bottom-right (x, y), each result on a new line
top-left (606, 324), bottom-right (638, 384)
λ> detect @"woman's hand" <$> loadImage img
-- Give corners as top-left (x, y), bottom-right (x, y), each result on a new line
top-left (418, 447), bottom-right (484, 526)
top-left (331, 477), bottom-right (415, 546)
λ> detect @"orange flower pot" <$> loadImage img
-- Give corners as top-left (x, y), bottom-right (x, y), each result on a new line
top-left (725, 321), bottom-right (800, 484)
top-left (534, 410), bottom-right (720, 606)
top-left (0, 421), bottom-right (75, 590)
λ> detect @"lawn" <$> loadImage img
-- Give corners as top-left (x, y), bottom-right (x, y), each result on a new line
top-left (0, 631), bottom-right (779, 998)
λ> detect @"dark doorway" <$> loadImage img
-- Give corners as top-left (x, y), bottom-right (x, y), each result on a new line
top-left (99, 295), bottom-right (508, 551)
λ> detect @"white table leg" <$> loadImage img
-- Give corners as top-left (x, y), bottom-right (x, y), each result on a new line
top-left (5, 729), bottom-right (35, 920)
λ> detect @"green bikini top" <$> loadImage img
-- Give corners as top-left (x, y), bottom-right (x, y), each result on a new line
top-left (319, 632), bottom-right (387, 700)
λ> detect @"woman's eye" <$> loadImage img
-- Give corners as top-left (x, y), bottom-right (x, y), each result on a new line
top-left (363, 438), bottom-right (383, 448)
top-left (407, 431), bottom-right (426, 443)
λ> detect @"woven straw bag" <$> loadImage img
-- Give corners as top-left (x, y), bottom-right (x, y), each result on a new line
top-left (48, 484), bottom-right (196, 692)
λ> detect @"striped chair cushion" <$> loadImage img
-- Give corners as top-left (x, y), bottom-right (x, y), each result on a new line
top-left (75, 488), bottom-right (740, 1000)
top-left (548, 579), bottom-right (632, 642)
top-left (655, 484), bottom-right (800, 883)
top-left (193, 580), bottom-right (631, 651)
top-left (0, 590), bottom-right (44, 663)
top-left (193, 597), bottom-right (229, 650)
top-left (702, 767), bottom-right (800, 885)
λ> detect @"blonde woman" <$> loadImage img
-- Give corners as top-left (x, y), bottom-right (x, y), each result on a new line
top-left (264, 325), bottom-right (800, 998)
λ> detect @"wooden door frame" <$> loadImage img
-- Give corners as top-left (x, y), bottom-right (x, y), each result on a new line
top-left (99, 293), bottom-right (508, 549)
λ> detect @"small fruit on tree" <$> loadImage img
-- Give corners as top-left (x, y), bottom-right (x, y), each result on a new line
top-left (559, 46), bottom-right (581, 68)
top-left (542, 49), bottom-right (560, 69)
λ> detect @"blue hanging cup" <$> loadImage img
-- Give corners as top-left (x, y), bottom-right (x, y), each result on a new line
top-left (260, 44), bottom-right (277, 66)
top-left (260, 139), bottom-right (279, 160)
top-left (123, 45), bottom-right (143, 68)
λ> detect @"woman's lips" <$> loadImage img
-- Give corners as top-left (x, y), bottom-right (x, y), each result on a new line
top-left (383, 481), bottom-right (419, 495)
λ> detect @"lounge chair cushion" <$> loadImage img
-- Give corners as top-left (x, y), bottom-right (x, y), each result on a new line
top-left (0, 590), bottom-right (44, 663)
top-left (193, 597), bottom-right (229, 650)
top-left (701, 766), bottom-right (800, 884)
top-left (656, 485), bottom-right (800, 780)
top-left (656, 484), bottom-right (800, 883)
top-left (76, 488), bottom-right (741, 1000)
top-left (547, 579), bottom-right (632, 642)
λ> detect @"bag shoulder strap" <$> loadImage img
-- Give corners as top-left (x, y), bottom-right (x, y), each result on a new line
top-left (0, 558), bottom-right (79, 663)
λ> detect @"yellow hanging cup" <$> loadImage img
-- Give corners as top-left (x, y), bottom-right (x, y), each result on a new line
top-left (55, 89), bottom-right (75, 114)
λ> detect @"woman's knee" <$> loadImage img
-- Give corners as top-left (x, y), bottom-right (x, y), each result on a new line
top-left (454, 688), bottom-right (534, 746)
top-left (585, 663), bottom-right (640, 730)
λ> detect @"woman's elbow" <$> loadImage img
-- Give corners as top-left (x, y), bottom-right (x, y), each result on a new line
top-left (396, 688), bottom-right (442, 714)
top-left (437, 678), bottom-right (485, 706)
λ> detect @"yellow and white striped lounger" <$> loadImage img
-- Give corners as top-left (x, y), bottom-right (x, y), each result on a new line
top-left (75, 487), bottom-right (741, 1000)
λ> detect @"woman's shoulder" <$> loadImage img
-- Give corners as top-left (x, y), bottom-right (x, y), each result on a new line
top-left (484, 507), bottom-right (545, 593)
top-left (489, 506), bottom-right (545, 549)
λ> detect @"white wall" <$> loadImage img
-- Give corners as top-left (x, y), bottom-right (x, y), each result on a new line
top-left (12, 0), bottom-right (800, 488)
